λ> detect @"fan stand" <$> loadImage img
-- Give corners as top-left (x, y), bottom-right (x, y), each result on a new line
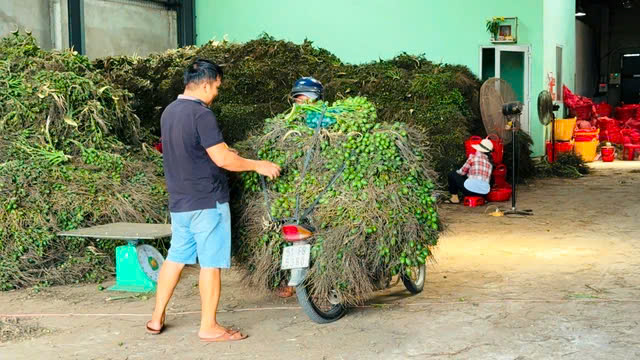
top-left (551, 116), bottom-right (556, 163)
top-left (549, 104), bottom-right (560, 163)
top-left (503, 114), bottom-right (533, 217)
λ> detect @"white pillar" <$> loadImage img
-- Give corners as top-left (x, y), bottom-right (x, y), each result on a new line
top-left (49, 0), bottom-right (63, 50)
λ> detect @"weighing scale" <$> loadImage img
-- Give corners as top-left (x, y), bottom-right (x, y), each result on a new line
top-left (58, 223), bottom-right (172, 293)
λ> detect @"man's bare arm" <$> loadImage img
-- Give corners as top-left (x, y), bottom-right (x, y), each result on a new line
top-left (206, 143), bottom-right (280, 179)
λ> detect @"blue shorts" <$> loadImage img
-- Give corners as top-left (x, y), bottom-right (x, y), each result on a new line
top-left (167, 202), bottom-right (231, 268)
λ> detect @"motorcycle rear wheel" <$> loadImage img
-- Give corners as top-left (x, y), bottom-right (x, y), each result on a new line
top-left (296, 283), bottom-right (347, 324)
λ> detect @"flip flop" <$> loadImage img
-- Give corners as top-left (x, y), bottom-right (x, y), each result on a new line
top-left (146, 320), bottom-right (165, 335)
top-left (199, 329), bottom-right (248, 343)
top-left (275, 286), bottom-right (294, 298)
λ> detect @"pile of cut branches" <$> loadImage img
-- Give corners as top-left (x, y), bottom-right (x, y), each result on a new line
top-left (0, 32), bottom-right (167, 290)
top-left (536, 152), bottom-right (590, 178)
top-left (96, 34), bottom-right (485, 180)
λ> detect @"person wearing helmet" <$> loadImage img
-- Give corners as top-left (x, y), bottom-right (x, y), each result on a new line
top-left (290, 76), bottom-right (324, 104)
top-left (447, 138), bottom-right (494, 204)
top-left (273, 77), bottom-right (324, 299)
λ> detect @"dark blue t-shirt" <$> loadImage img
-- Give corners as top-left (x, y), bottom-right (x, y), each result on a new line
top-left (161, 96), bottom-right (229, 212)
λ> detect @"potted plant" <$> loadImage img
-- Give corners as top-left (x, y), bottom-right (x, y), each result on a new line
top-left (486, 17), bottom-right (505, 41)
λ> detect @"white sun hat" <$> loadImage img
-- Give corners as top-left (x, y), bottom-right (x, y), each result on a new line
top-left (471, 138), bottom-right (494, 153)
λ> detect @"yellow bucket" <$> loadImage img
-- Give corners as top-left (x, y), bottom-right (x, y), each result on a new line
top-left (574, 138), bottom-right (599, 162)
top-left (554, 118), bottom-right (577, 141)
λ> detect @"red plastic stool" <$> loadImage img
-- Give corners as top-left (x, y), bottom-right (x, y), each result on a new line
top-left (463, 196), bottom-right (486, 207)
top-left (623, 144), bottom-right (640, 160)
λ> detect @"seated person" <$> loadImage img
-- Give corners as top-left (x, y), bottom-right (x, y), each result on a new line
top-left (448, 139), bottom-right (494, 204)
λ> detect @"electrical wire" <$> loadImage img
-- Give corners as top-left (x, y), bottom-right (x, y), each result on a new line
top-left (3, 298), bottom-right (640, 319)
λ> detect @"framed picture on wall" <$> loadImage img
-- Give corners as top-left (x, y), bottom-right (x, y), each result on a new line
top-left (499, 25), bottom-right (511, 39)
top-left (492, 17), bottom-right (518, 43)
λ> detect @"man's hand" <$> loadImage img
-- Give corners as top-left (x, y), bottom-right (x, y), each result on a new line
top-left (255, 161), bottom-right (281, 179)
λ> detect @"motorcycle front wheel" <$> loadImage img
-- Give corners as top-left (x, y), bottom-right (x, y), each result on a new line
top-left (296, 283), bottom-right (347, 324)
top-left (401, 263), bottom-right (426, 294)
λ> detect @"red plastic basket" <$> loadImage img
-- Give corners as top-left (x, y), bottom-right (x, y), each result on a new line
top-left (598, 117), bottom-right (617, 129)
top-left (595, 103), bottom-right (612, 117)
top-left (615, 105), bottom-right (639, 122)
top-left (486, 134), bottom-right (504, 164)
top-left (571, 104), bottom-right (593, 120)
top-left (492, 164), bottom-right (508, 187)
top-left (575, 128), bottom-right (599, 141)
top-left (464, 136), bottom-right (483, 158)
top-left (546, 141), bottom-right (573, 162)
top-left (600, 129), bottom-right (623, 144)
top-left (486, 187), bottom-right (512, 202)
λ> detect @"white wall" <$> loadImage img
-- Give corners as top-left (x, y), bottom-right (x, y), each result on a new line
top-left (84, 0), bottom-right (177, 58)
top-left (575, 20), bottom-right (597, 97)
top-left (0, 0), bottom-right (177, 57)
top-left (0, 0), bottom-right (67, 49)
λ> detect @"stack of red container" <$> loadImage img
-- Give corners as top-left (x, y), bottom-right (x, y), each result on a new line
top-left (545, 140), bottom-right (574, 162)
top-left (464, 135), bottom-right (504, 165)
top-left (615, 105), bottom-right (639, 123)
top-left (564, 85), bottom-right (596, 126)
top-left (598, 117), bottom-right (623, 144)
top-left (595, 102), bottom-right (613, 118)
top-left (621, 129), bottom-right (640, 145)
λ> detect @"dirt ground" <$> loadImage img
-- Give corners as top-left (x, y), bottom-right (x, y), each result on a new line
top-left (1, 161), bottom-right (640, 360)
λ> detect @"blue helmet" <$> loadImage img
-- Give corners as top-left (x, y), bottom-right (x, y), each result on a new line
top-left (291, 77), bottom-right (324, 100)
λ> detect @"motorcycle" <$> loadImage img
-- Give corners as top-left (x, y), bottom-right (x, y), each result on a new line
top-left (280, 221), bottom-right (426, 324)
top-left (261, 106), bottom-right (427, 324)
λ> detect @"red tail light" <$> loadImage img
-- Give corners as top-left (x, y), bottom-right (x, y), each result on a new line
top-left (281, 224), bottom-right (313, 242)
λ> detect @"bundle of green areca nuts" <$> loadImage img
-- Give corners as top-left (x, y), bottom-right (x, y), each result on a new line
top-left (235, 97), bottom-right (440, 305)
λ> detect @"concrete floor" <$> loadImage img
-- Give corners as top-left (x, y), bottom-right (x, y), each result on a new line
top-left (1, 161), bottom-right (640, 359)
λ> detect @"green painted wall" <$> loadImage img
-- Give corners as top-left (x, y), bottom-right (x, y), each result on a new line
top-left (195, 0), bottom-right (542, 70)
top-left (543, 0), bottom-right (577, 114)
top-left (196, 0), bottom-right (576, 156)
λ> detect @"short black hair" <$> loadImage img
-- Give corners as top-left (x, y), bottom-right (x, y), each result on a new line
top-left (183, 59), bottom-right (223, 87)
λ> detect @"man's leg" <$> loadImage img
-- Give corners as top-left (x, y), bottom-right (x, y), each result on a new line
top-left (147, 211), bottom-right (197, 332)
top-left (199, 267), bottom-right (222, 333)
top-left (148, 260), bottom-right (185, 330)
top-left (195, 204), bottom-right (246, 341)
top-left (197, 268), bottom-right (245, 340)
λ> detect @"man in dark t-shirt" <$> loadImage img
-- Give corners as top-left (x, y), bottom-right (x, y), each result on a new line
top-left (146, 59), bottom-right (280, 342)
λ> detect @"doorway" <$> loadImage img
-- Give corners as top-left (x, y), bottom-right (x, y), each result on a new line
top-left (480, 45), bottom-right (531, 133)
top-left (622, 53), bottom-right (640, 104)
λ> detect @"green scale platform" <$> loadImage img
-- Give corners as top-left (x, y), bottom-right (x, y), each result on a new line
top-left (59, 223), bottom-right (171, 293)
